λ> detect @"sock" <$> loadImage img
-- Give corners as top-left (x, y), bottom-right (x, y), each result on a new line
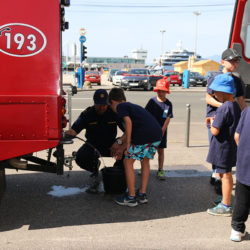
top-left (222, 202), bottom-right (231, 208)
top-left (212, 172), bottom-right (216, 178)
top-left (128, 195), bottom-right (135, 199)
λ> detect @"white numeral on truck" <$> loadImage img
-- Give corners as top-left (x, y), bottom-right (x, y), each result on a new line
top-left (14, 33), bottom-right (25, 50)
top-left (4, 33), bottom-right (37, 51)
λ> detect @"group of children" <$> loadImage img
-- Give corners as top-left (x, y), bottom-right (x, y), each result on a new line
top-left (107, 48), bottom-right (249, 242)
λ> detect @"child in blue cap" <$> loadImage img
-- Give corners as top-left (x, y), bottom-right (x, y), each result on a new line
top-left (206, 73), bottom-right (241, 216)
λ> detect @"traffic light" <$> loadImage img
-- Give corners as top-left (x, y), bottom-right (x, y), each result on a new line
top-left (81, 44), bottom-right (87, 61)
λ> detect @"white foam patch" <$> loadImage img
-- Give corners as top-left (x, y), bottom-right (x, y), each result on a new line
top-left (47, 185), bottom-right (87, 197)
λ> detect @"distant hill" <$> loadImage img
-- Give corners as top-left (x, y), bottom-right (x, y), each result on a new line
top-left (207, 55), bottom-right (221, 62)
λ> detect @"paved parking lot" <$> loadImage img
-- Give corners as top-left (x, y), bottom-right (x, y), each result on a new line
top-left (0, 73), bottom-right (249, 249)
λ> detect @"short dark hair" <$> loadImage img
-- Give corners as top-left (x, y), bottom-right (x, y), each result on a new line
top-left (108, 88), bottom-right (126, 103)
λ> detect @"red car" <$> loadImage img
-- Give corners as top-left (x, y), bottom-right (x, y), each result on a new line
top-left (85, 71), bottom-right (101, 85)
top-left (164, 71), bottom-right (182, 86)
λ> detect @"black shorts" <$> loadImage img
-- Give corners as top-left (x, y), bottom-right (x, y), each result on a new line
top-left (158, 133), bottom-right (167, 149)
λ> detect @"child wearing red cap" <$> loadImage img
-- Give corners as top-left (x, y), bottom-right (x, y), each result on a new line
top-left (145, 77), bottom-right (173, 180)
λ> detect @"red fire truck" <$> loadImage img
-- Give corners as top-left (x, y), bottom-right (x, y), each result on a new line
top-left (0, 0), bottom-right (72, 197)
top-left (230, 0), bottom-right (250, 102)
top-left (0, 0), bottom-right (250, 198)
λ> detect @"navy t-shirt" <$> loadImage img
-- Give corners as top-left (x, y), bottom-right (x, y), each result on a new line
top-left (71, 106), bottom-right (124, 148)
top-left (206, 101), bottom-right (241, 168)
top-left (145, 97), bottom-right (173, 126)
top-left (206, 73), bottom-right (244, 119)
top-left (117, 102), bottom-right (162, 145)
top-left (235, 107), bottom-right (250, 186)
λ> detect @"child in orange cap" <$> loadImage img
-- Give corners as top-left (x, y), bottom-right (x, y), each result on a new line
top-left (145, 77), bottom-right (173, 180)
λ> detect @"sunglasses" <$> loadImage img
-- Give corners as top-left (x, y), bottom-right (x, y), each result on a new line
top-left (227, 58), bottom-right (240, 63)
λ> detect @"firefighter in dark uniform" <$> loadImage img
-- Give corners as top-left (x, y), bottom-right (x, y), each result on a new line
top-left (66, 89), bottom-right (125, 192)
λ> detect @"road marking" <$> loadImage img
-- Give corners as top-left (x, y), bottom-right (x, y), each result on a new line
top-left (165, 169), bottom-right (211, 178)
top-left (72, 98), bottom-right (92, 100)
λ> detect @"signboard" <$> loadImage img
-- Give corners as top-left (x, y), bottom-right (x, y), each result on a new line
top-left (79, 28), bottom-right (86, 36)
top-left (79, 35), bottom-right (86, 43)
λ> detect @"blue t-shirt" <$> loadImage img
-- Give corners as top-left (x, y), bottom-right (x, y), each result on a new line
top-left (71, 106), bottom-right (124, 148)
top-left (145, 97), bottom-right (173, 126)
top-left (117, 102), bottom-right (162, 145)
top-left (235, 107), bottom-right (250, 186)
top-left (206, 73), bottom-right (244, 119)
top-left (206, 101), bottom-right (241, 168)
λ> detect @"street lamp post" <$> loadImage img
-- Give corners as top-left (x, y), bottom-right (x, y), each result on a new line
top-left (193, 11), bottom-right (201, 57)
top-left (160, 30), bottom-right (166, 57)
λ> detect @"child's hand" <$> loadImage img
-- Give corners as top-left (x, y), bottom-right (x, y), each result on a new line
top-left (206, 117), bottom-right (215, 125)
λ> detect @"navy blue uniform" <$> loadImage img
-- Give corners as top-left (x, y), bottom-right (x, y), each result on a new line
top-left (145, 97), bottom-right (173, 148)
top-left (72, 106), bottom-right (124, 172)
top-left (117, 102), bottom-right (162, 145)
top-left (206, 101), bottom-right (241, 170)
top-left (232, 107), bottom-right (250, 233)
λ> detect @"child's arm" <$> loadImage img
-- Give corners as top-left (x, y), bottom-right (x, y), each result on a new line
top-left (123, 116), bottom-right (132, 154)
top-left (206, 93), bottom-right (222, 108)
top-left (234, 132), bottom-right (240, 145)
top-left (209, 117), bottom-right (220, 136)
top-left (162, 117), bottom-right (171, 134)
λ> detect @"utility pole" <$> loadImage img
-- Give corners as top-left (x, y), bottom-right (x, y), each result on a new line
top-left (193, 11), bottom-right (201, 57)
top-left (160, 29), bottom-right (166, 57)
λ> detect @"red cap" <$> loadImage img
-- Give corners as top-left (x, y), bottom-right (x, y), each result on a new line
top-left (153, 77), bottom-right (170, 93)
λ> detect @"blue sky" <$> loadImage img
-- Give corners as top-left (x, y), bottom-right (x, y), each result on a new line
top-left (62, 0), bottom-right (236, 63)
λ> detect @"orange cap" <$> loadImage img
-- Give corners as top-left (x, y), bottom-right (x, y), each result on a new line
top-left (153, 77), bottom-right (170, 93)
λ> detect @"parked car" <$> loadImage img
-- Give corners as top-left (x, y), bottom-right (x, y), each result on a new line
top-left (85, 71), bottom-right (101, 85)
top-left (189, 72), bottom-right (207, 87)
top-left (163, 71), bottom-right (182, 86)
top-left (120, 68), bottom-right (152, 91)
top-left (112, 70), bottom-right (128, 86)
top-left (204, 71), bottom-right (221, 84)
top-left (108, 69), bottom-right (119, 82)
top-left (149, 69), bottom-right (164, 87)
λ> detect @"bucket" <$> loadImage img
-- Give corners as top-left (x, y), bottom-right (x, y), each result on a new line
top-left (101, 167), bottom-right (127, 194)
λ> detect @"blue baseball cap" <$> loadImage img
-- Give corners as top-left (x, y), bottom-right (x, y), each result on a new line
top-left (209, 73), bottom-right (235, 94)
top-left (93, 89), bottom-right (108, 105)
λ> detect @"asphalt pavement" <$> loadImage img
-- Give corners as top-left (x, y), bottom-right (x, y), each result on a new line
top-left (0, 74), bottom-right (249, 249)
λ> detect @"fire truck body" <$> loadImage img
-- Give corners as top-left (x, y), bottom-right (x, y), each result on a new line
top-left (0, 0), bottom-right (65, 161)
top-left (230, 0), bottom-right (250, 102)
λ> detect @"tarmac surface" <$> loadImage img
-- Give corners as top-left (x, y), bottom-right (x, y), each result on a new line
top-left (0, 73), bottom-right (249, 249)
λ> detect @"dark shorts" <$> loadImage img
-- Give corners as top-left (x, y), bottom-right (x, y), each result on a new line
top-left (158, 133), bottom-right (167, 148)
top-left (214, 166), bottom-right (232, 174)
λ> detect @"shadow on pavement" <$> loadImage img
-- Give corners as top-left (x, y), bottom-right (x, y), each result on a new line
top-left (0, 166), bottom-right (233, 232)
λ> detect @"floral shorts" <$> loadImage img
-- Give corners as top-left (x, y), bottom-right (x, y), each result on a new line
top-left (125, 141), bottom-right (161, 161)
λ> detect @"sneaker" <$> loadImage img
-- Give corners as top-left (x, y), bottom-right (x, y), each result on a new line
top-left (214, 179), bottom-right (222, 195)
top-left (136, 189), bottom-right (148, 204)
top-left (157, 170), bottom-right (166, 180)
top-left (86, 178), bottom-right (100, 194)
top-left (207, 203), bottom-right (232, 216)
top-left (230, 229), bottom-right (246, 242)
top-left (115, 194), bottom-right (138, 207)
top-left (213, 195), bottom-right (222, 206)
